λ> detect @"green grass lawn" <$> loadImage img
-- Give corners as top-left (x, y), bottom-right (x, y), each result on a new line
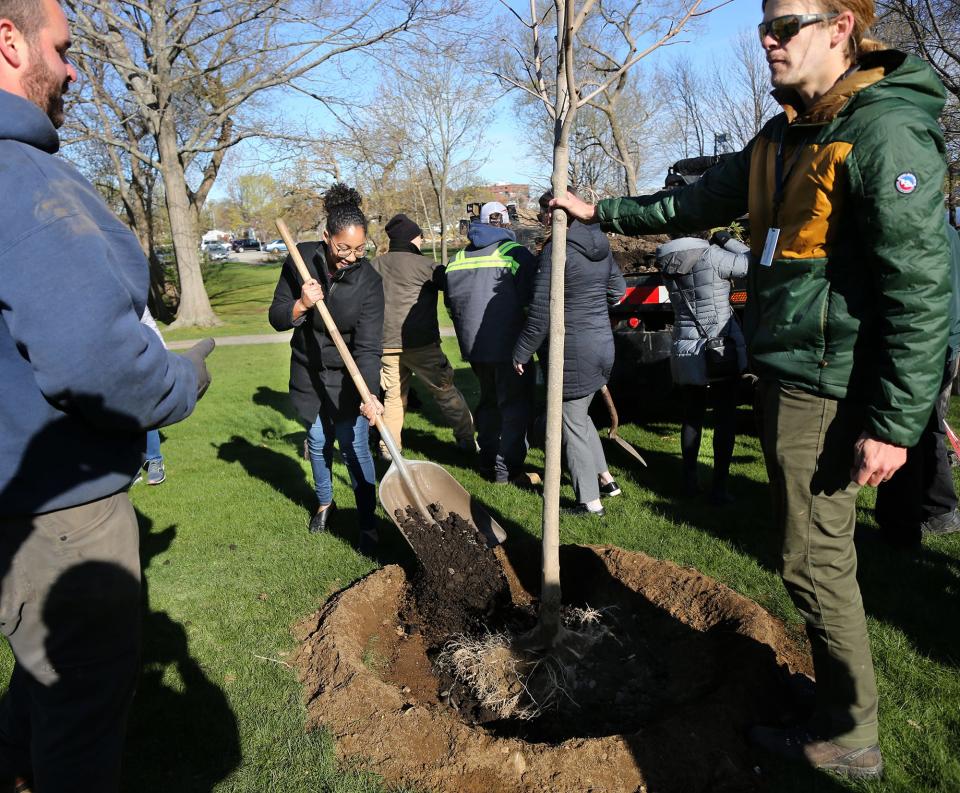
top-left (4, 292), bottom-right (958, 790)
top-left (159, 258), bottom-right (453, 343)
top-left (159, 260), bottom-right (284, 341)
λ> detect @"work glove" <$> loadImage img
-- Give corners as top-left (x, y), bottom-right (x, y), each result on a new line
top-left (710, 230), bottom-right (732, 248)
top-left (179, 338), bottom-right (216, 400)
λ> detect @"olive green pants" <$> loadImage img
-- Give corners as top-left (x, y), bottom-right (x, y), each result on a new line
top-left (756, 381), bottom-right (878, 748)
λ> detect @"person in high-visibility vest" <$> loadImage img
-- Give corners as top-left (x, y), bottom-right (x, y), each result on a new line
top-left (439, 202), bottom-right (537, 484)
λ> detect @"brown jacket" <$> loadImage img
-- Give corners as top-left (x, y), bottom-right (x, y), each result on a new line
top-left (370, 242), bottom-right (441, 350)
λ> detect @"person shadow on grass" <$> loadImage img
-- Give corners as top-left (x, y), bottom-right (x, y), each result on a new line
top-left (634, 418), bottom-right (960, 668)
top-left (122, 512), bottom-right (241, 792)
top-left (215, 435), bottom-right (314, 511)
top-left (251, 386), bottom-right (302, 425)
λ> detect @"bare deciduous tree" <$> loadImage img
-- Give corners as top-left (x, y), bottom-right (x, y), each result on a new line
top-left (500, 0), bottom-right (708, 645)
top-left (64, 0), bottom-right (452, 327)
top-left (709, 31), bottom-right (777, 148)
top-left (579, 3), bottom-right (657, 193)
top-left (655, 56), bottom-right (714, 160)
top-left (371, 48), bottom-right (488, 265)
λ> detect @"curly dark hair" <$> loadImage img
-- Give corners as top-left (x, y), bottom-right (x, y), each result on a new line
top-left (323, 183), bottom-right (367, 236)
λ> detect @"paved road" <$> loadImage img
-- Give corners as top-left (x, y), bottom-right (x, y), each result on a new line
top-left (167, 326), bottom-right (457, 350)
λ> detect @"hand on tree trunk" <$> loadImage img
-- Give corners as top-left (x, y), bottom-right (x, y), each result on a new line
top-left (550, 191), bottom-right (597, 224)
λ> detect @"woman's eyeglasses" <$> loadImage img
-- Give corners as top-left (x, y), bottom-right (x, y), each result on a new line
top-left (332, 244), bottom-right (366, 259)
top-left (758, 12), bottom-right (838, 44)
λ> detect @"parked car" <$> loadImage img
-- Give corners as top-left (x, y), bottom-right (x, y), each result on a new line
top-left (262, 239), bottom-right (288, 254)
top-left (205, 242), bottom-right (232, 261)
top-left (232, 238), bottom-right (262, 252)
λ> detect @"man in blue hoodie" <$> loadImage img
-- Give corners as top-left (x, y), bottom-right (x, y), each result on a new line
top-left (0, 2), bottom-right (212, 789)
top-left (441, 202), bottom-right (537, 483)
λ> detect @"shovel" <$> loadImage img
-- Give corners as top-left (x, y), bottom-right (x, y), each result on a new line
top-left (599, 385), bottom-right (647, 467)
top-left (944, 418), bottom-right (960, 461)
top-left (274, 219), bottom-right (507, 549)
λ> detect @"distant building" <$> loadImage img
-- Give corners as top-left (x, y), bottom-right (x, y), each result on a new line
top-left (488, 182), bottom-right (531, 207)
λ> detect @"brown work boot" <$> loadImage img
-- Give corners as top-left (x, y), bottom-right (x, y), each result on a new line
top-left (510, 471), bottom-right (542, 488)
top-left (750, 725), bottom-right (883, 780)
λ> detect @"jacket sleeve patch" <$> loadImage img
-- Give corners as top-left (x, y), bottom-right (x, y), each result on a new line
top-left (895, 172), bottom-right (918, 194)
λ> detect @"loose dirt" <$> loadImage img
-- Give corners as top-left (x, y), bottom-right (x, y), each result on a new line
top-left (393, 505), bottom-right (510, 645)
top-left (294, 544), bottom-right (812, 793)
top-left (609, 234), bottom-right (670, 274)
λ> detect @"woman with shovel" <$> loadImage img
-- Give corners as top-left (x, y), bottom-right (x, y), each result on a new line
top-left (269, 184), bottom-right (385, 554)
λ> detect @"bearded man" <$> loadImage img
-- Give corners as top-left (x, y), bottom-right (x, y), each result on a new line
top-left (553, 0), bottom-right (950, 779)
top-left (0, 2), bottom-right (213, 789)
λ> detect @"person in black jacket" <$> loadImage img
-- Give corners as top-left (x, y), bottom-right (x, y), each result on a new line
top-left (513, 191), bottom-right (627, 516)
top-left (268, 185), bottom-right (384, 553)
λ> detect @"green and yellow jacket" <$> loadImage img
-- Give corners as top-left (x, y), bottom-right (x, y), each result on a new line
top-left (598, 49), bottom-right (950, 447)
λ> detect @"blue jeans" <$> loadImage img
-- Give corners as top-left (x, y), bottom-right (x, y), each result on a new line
top-left (145, 430), bottom-right (162, 462)
top-left (306, 412), bottom-right (377, 539)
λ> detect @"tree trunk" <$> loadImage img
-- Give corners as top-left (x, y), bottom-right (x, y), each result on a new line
top-left (538, 0), bottom-right (576, 646)
top-left (123, 195), bottom-right (174, 323)
top-left (607, 110), bottom-right (638, 194)
top-left (427, 162), bottom-right (450, 267)
top-left (538, 144), bottom-right (570, 644)
top-left (156, 116), bottom-right (221, 328)
top-left (416, 180), bottom-right (438, 260)
top-left (439, 187), bottom-right (449, 267)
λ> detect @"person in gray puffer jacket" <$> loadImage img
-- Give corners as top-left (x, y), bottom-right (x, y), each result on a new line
top-left (658, 232), bottom-right (750, 503)
top-left (513, 194), bottom-right (627, 515)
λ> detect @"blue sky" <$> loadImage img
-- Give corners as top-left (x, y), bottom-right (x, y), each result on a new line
top-left (481, 0), bottom-right (755, 186)
top-left (220, 0), bottom-right (756, 196)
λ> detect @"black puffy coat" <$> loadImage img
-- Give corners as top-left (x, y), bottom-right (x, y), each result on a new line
top-left (512, 221), bottom-right (626, 399)
top-left (269, 241), bottom-right (384, 423)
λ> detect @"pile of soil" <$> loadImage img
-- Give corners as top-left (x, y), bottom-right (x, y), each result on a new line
top-left (394, 505), bottom-right (509, 645)
top-left (609, 233), bottom-right (669, 274)
top-left (294, 544), bottom-right (813, 793)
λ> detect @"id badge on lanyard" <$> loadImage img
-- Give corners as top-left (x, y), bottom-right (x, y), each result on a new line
top-left (760, 228), bottom-right (780, 267)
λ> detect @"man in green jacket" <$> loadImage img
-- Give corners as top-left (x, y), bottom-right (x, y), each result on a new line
top-left (554, 0), bottom-right (950, 780)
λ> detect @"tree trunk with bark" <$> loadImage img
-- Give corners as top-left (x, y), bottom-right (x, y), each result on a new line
top-left (606, 105), bottom-right (638, 194)
top-left (538, 0), bottom-right (577, 646)
top-left (157, 118), bottom-right (220, 328)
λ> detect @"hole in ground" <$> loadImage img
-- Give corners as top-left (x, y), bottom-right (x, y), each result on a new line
top-left (295, 545), bottom-right (813, 793)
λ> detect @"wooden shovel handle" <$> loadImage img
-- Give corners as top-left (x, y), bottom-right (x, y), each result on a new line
top-left (599, 384), bottom-right (619, 436)
top-left (274, 219), bottom-right (377, 410)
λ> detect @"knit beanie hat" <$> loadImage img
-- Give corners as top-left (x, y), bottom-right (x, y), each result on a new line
top-left (385, 213), bottom-right (422, 243)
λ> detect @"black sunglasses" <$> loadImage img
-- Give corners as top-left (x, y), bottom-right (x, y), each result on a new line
top-left (758, 12), bottom-right (839, 44)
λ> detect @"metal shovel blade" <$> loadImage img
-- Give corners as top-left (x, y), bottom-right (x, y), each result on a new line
top-left (599, 385), bottom-right (648, 467)
top-left (380, 459), bottom-right (508, 548)
top-left (610, 433), bottom-right (648, 466)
